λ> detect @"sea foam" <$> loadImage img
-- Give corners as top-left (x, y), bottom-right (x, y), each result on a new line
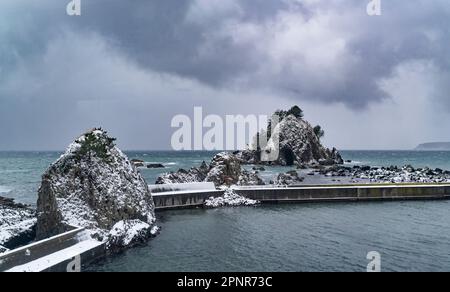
top-left (0, 186), bottom-right (11, 194)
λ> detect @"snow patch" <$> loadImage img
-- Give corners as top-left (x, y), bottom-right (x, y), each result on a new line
top-left (107, 219), bottom-right (157, 250)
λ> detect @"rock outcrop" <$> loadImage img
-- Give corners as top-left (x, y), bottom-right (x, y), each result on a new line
top-left (0, 197), bottom-right (36, 249)
top-left (107, 220), bottom-right (159, 253)
top-left (156, 152), bottom-right (265, 187)
top-left (36, 129), bottom-right (156, 250)
top-left (272, 171), bottom-right (305, 186)
top-left (237, 107), bottom-right (343, 166)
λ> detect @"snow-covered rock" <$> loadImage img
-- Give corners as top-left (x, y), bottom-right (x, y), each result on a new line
top-left (237, 108), bottom-right (343, 166)
top-left (156, 152), bottom-right (265, 187)
top-left (317, 164), bottom-right (450, 184)
top-left (272, 170), bottom-right (305, 186)
top-left (107, 220), bottom-right (159, 252)
top-left (36, 128), bottom-right (156, 250)
top-left (156, 161), bottom-right (210, 185)
top-left (204, 189), bottom-right (259, 208)
top-left (0, 197), bottom-right (36, 248)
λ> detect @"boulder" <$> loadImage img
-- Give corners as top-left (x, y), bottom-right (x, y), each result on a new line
top-left (238, 170), bottom-right (265, 186)
top-left (274, 171), bottom-right (305, 186)
top-left (36, 128), bottom-right (156, 249)
top-left (147, 163), bottom-right (165, 169)
top-left (107, 220), bottom-right (159, 253)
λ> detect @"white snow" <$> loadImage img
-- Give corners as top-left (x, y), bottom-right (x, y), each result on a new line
top-left (205, 188), bottom-right (259, 208)
top-left (150, 225), bottom-right (160, 236)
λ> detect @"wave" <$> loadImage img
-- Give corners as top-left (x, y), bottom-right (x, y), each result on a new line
top-left (345, 160), bottom-right (363, 165)
top-left (0, 186), bottom-right (12, 194)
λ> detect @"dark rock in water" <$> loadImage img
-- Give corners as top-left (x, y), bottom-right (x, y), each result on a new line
top-left (252, 166), bottom-right (266, 171)
top-left (346, 160), bottom-right (352, 163)
top-left (274, 171), bottom-right (305, 186)
top-left (156, 152), bottom-right (265, 187)
top-left (238, 170), bottom-right (265, 186)
top-left (36, 128), bottom-right (156, 251)
top-left (156, 161), bottom-right (210, 185)
top-left (236, 108), bottom-right (343, 166)
top-left (0, 197), bottom-right (36, 249)
top-left (147, 163), bottom-right (165, 169)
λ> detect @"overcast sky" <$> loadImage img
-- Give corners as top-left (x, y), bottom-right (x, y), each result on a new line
top-left (1, 0), bottom-right (449, 150)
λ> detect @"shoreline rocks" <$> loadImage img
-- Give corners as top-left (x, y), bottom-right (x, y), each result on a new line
top-left (147, 163), bottom-right (165, 169)
top-left (315, 164), bottom-right (450, 184)
top-left (272, 171), bottom-right (305, 186)
top-left (0, 197), bottom-right (36, 249)
top-left (107, 220), bottom-right (159, 253)
top-left (156, 152), bottom-right (265, 187)
top-left (36, 128), bottom-right (156, 252)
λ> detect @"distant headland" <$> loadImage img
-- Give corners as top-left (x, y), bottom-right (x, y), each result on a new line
top-left (415, 142), bottom-right (450, 151)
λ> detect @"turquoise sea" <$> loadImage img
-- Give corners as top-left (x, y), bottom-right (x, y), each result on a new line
top-left (2, 150), bottom-right (450, 271)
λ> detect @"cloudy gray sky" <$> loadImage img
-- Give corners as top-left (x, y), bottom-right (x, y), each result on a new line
top-left (1, 0), bottom-right (450, 150)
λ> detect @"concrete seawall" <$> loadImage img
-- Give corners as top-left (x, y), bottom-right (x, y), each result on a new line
top-left (153, 190), bottom-right (224, 210)
top-left (234, 184), bottom-right (450, 204)
top-left (153, 183), bottom-right (450, 210)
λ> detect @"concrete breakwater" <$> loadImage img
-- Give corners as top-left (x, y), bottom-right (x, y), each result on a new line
top-left (153, 183), bottom-right (450, 210)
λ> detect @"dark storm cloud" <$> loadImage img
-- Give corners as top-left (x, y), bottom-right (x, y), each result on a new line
top-left (2, 0), bottom-right (450, 107)
top-left (1, 0), bottom-right (450, 150)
